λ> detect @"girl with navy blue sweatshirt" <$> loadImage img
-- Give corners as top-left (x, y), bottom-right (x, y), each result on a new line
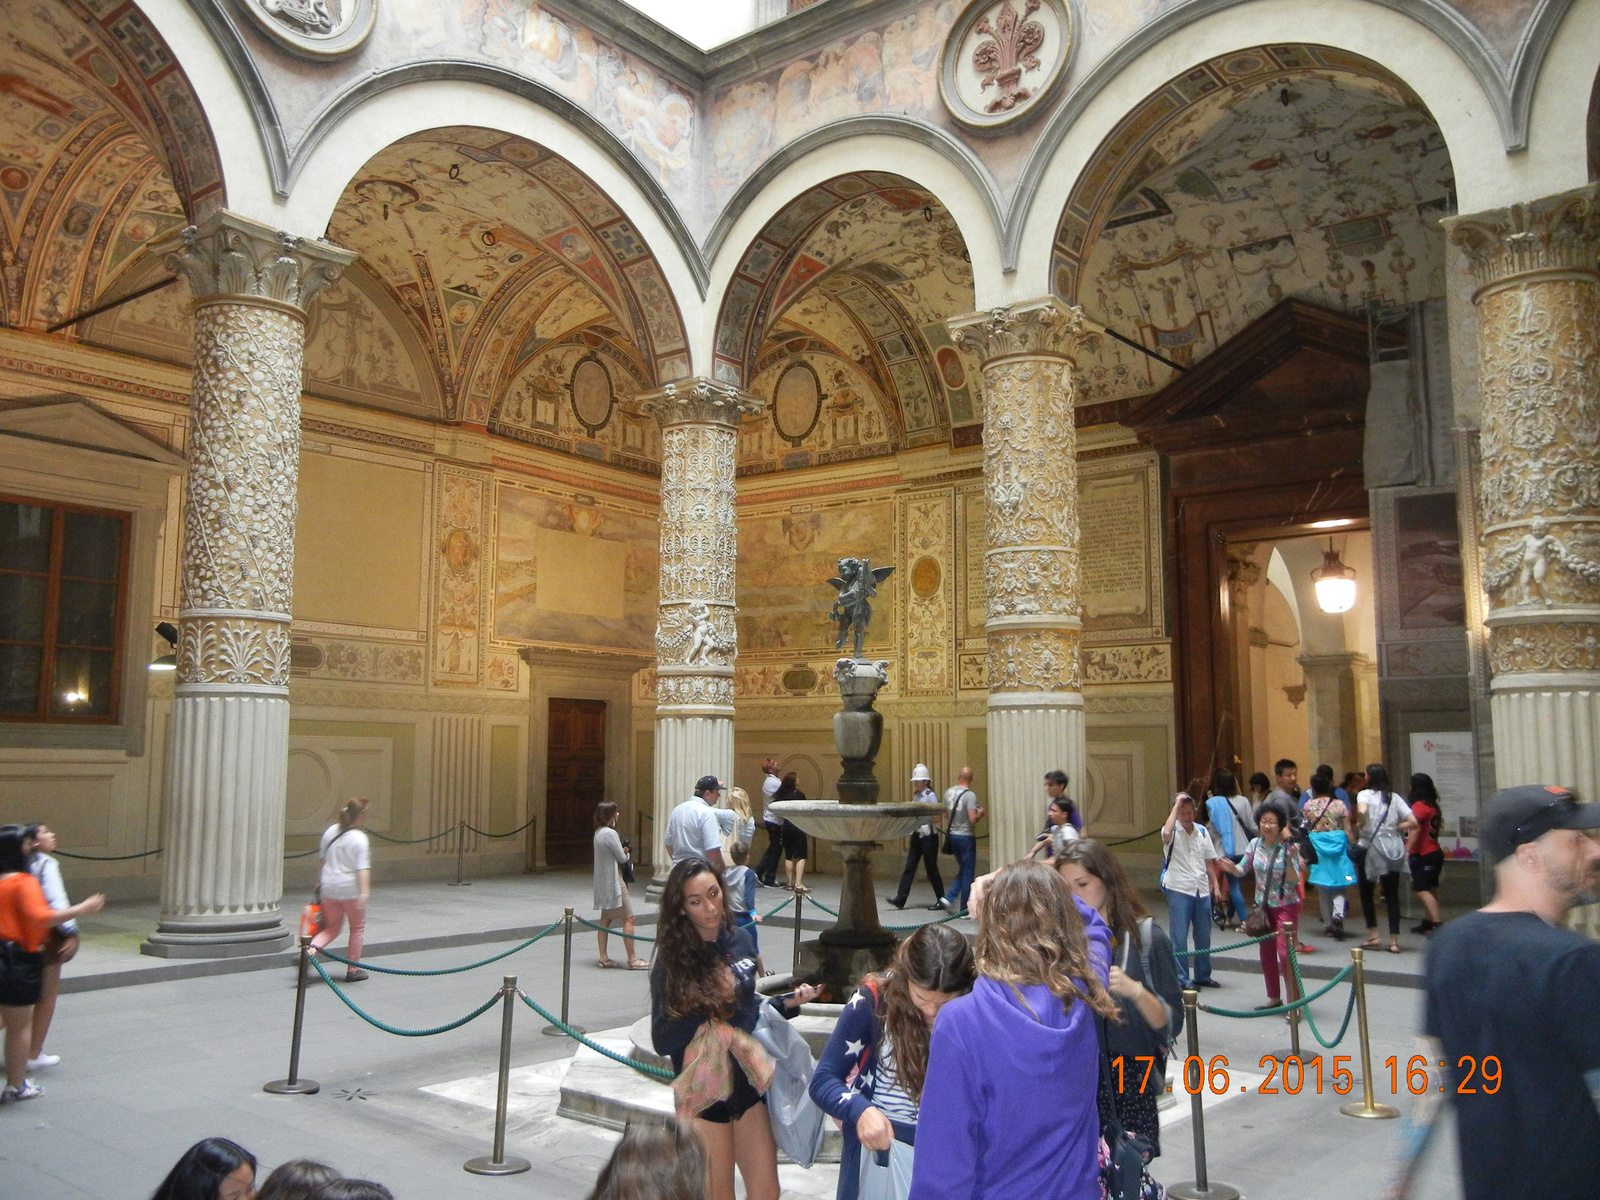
top-left (809, 923), bottom-right (976, 1200)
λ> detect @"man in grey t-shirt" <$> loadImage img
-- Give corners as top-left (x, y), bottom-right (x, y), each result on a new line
top-left (663, 775), bottom-right (726, 871)
top-left (937, 766), bottom-right (984, 913)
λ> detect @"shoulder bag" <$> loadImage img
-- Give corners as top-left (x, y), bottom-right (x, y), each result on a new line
top-left (1289, 807), bottom-right (1319, 868)
top-left (1242, 843), bottom-right (1283, 938)
top-left (1094, 1011), bottom-right (1165, 1200)
top-left (1369, 794), bottom-right (1408, 872)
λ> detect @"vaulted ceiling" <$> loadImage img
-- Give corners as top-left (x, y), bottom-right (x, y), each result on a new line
top-left (1054, 45), bottom-right (1453, 411)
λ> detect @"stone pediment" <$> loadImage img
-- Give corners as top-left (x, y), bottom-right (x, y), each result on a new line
top-left (0, 396), bottom-right (184, 469)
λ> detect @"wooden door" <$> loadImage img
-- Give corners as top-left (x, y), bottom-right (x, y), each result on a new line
top-left (546, 697), bottom-right (607, 866)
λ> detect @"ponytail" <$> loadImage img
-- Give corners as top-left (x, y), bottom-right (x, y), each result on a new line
top-left (338, 797), bottom-right (370, 831)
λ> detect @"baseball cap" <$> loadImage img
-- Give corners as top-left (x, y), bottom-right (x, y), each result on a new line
top-left (1481, 784), bottom-right (1600, 861)
top-left (695, 774), bottom-right (722, 795)
top-left (911, 763), bottom-right (931, 782)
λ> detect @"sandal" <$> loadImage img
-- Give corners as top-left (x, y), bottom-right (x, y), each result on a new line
top-left (597, 958), bottom-right (621, 969)
top-left (627, 958), bottom-right (649, 970)
top-left (1387, 941), bottom-right (1402, 954)
top-left (1360, 935), bottom-right (1382, 949)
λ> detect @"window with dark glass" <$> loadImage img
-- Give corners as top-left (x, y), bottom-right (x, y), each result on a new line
top-left (0, 497), bottom-right (129, 722)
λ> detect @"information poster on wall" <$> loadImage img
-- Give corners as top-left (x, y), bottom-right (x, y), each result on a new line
top-left (1410, 732), bottom-right (1479, 860)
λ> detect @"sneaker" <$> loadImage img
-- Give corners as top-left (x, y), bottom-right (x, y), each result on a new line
top-left (343, 968), bottom-right (370, 982)
top-left (1193, 978), bottom-right (1222, 989)
top-left (2, 1081), bottom-right (42, 1101)
top-left (927, 902), bottom-right (947, 911)
top-left (25, 1054), bottom-right (59, 1070)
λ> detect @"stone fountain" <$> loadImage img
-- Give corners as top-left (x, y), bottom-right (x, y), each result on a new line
top-left (767, 558), bottom-right (945, 997)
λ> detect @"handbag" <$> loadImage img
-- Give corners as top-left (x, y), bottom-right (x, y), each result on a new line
top-left (620, 837), bottom-right (635, 885)
top-left (1242, 843), bottom-right (1284, 938)
top-left (1290, 810), bottom-right (1319, 868)
top-left (304, 827), bottom-right (348, 935)
top-left (1095, 1012), bottom-right (1165, 1200)
top-left (1367, 794), bottom-right (1407, 872)
top-left (751, 1002), bottom-right (826, 1168)
top-left (857, 1139), bottom-right (915, 1200)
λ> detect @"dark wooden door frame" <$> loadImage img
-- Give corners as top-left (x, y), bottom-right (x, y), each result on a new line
top-left (545, 696), bottom-right (607, 867)
top-left (1168, 477), bottom-right (1370, 788)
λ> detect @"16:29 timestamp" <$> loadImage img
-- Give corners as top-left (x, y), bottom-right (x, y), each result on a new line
top-left (1110, 1054), bottom-right (1502, 1095)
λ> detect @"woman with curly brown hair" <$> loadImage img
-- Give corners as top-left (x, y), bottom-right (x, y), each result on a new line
top-left (588, 1117), bottom-right (707, 1200)
top-left (910, 861), bottom-right (1114, 1200)
top-left (810, 923), bottom-right (976, 1200)
top-left (649, 857), bottom-right (820, 1200)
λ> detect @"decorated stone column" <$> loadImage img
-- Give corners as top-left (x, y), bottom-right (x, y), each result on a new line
top-left (1446, 186), bottom-right (1600, 806)
top-left (950, 298), bottom-right (1096, 868)
top-left (143, 213), bottom-right (353, 958)
top-left (640, 379), bottom-right (761, 889)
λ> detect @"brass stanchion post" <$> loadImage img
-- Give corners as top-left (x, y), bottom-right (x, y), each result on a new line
top-left (448, 818), bottom-right (471, 887)
top-left (1167, 989), bottom-right (1240, 1200)
top-left (1270, 918), bottom-right (1317, 1062)
top-left (542, 907), bottom-right (586, 1036)
top-left (263, 936), bottom-right (320, 1095)
top-left (791, 888), bottom-right (804, 974)
top-left (464, 975), bottom-right (532, 1175)
top-left (1339, 947), bottom-right (1398, 1118)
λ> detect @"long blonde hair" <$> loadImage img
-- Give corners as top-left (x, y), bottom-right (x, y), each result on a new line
top-left (723, 786), bottom-right (753, 854)
top-left (977, 860), bottom-right (1119, 1020)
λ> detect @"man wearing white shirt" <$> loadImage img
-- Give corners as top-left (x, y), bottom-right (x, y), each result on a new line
top-left (1161, 789), bottom-right (1223, 988)
top-left (754, 758), bottom-right (784, 886)
top-left (663, 775), bottom-right (727, 871)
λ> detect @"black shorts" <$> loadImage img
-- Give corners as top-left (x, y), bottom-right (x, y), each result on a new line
top-left (781, 822), bottom-right (809, 860)
top-left (697, 1058), bottom-right (766, 1123)
top-left (1409, 850), bottom-right (1444, 893)
top-left (0, 940), bottom-right (44, 1006)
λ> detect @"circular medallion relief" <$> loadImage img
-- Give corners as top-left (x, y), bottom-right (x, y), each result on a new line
top-left (940, 0), bottom-right (1076, 131)
top-left (570, 356), bottom-right (614, 432)
top-left (912, 556), bottom-right (942, 598)
top-left (773, 362), bottom-right (822, 444)
top-left (235, 0), bottom-right (377, 59)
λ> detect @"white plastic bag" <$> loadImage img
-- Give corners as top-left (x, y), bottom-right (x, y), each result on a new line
top-left (857, 1140), bottom-right (915, 1200)
top-left (752, 1002), bottom-right (826, 1168)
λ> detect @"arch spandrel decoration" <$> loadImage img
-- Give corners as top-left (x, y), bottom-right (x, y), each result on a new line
top-left (1050, 44), bottom-right (1453, 407)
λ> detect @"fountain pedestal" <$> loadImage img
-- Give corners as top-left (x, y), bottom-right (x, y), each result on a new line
top-left (769, 658), bottom-right (943, 997)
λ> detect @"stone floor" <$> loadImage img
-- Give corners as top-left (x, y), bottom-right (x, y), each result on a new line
top-left (0, 869), bottom-right (1463, 1199)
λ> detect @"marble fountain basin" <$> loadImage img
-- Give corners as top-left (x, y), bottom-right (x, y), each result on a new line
top-left (766, 799), bottom-right (944, 842)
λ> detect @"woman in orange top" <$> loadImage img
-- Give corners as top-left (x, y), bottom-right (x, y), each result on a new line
top-left (0, 825), bottom-right (103, 1101)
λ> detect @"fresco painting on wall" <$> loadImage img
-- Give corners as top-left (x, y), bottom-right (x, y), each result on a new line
top-left (738, 500), bottom-right (896, 652)
top-left (1395, 492), bottom-right (1466, 630)
top-left (493, 487), bottom-right (656, 652)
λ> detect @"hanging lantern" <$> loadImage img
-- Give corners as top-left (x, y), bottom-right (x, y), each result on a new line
top-left (1313, 541), bottom-right (1357, 613)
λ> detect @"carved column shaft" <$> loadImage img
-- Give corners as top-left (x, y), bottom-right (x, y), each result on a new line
top-left (144, 213), bottom-right (352, 957)
top-left (950, 298), bottom-right (1096, 867)
top-left (640, 380), bottom-right (760, 886)
top-left (1446, 185), bottom-right (1600, 806)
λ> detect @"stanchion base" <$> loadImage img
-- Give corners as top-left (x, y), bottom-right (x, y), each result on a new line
top-left (542, 1024), bottom-right (586, 1037)
top-left (1168, 1182), bottom-right (1241, 1200)
top-left (1339, 1101), bottom-right (1400, 1119)
top-left (447, 881), bottom-right (472, 887)
top-left (1265, 1048), bottom-right (1322, 1063)
top-left (464, 1156), bottom-right (531, 1176)
top-left (262, 1079), bottom-right (320, 1095)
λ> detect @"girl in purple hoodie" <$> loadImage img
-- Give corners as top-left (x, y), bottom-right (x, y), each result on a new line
top-left (909, 861), bottom-right (1116, 1200)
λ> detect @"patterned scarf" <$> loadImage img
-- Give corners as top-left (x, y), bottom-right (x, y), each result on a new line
top-left (672, 1019), bottom-right (775, 1120)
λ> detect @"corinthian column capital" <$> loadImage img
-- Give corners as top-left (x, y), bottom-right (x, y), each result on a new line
top-left (947, 296), bottom-right (1100, 363)
top-left (637, 376), bottom-right (762, 429)
top-left (161, 210), bottom-right (356, 313)
top-left (1444, 184), bottom-right (1600, 294)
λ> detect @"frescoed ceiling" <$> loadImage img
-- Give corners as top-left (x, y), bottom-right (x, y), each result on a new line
top-left (0, 2), bottom-right (220, 331)
top-left (714, 172), bottom-right (975, 472)
top-left (326, 126), bottom-right (689, 424)
top-left (1053, 45), bottom-right (1453, 408)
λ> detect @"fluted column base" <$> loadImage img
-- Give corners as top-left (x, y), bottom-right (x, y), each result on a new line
top-left (1489, 674), bottom-right (1600, 802)
top-left (647, 712), bottom-right (734, 896)
top-left (986, 692), bottom-right (1085, 868)
top-left (142, 691), bottom-right (292, 958)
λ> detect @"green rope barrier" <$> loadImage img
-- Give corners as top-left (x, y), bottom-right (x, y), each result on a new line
top-left (1288, 943), bottom-right (1358, 1049)
top-left (1197, 964), bottom-right (1353, 1019)
top-left (369, 827), bottom-right (459, 845)
top-left (1173, 932), bottom-right (1274, 958)
top-left (313, 921), bottom-right (561, 976)
top-left (517, 990), bottom-right (675, 1081)
top-left (883, 910), bottom-right (967, 931)
top-left (309, 956), bottom-right (503, 1036)
top-left (806, 897), bottom-right (840, 917)
top-left (55, 847), bottom-right (164, 861)
top-left (574, 916), bottom-right (656, 943)
top-left (760, 895), bottom-right (793, 919)
top-left (284, 848), bottom-right (320, 859)
top-left (463, 816), bottom-right (539, 839)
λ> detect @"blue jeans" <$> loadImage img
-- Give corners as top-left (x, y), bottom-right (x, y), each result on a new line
top-left (1165, 887), bottom-right (1213, 985)
top-left (1224, 859), bottom-right (1247, 923)
top-left (944, 834), bottom-right (977, 912)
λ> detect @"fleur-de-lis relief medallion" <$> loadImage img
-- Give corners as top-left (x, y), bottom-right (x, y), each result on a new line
top-left (972, 0), bottom-right (1046, 113)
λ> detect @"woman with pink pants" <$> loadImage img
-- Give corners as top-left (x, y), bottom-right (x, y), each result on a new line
top-left (311, 798), bottom-right (372, 982)
top-left (1220, 800), bottom-right (1305, 1009)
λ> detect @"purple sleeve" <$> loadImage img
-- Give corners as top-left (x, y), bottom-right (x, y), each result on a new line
top-left (1075, 894), bottom-right (1112, 985)
top-left (908, 1014), bottom-right (979, 1200)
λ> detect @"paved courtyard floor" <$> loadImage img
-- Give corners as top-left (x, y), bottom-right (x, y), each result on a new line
top-left (0, 870), bottom-right (1463, 1199)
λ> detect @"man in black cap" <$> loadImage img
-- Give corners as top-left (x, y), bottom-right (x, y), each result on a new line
top-left (1388, 784), bottom-right (1600, 1200)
